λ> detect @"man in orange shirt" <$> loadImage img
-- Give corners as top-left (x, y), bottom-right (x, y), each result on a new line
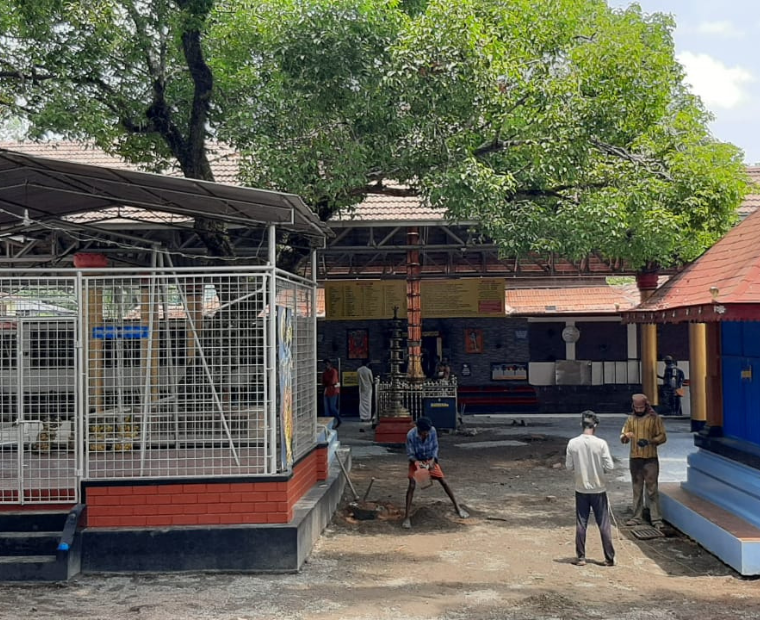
top-left (322, 359), bottom-right (341, 427)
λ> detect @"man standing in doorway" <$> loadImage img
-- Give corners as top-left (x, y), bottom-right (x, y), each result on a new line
top-left (621, 393), bottom-right (668, 529)
top-left (660, 356), bottom-right (685, 415)
top-left (565, 411), bottom-right (615, 567)
top-left (322, 359), bottom-right (341, 428)
top-left (402, 416), bottom-right (469, 529)
top-left (357, 360), bottom-right (374, 427)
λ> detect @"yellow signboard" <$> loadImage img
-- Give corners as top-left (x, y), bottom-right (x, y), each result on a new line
top-left (325, 280), bottom-right (407, 320)
top-left (421, 279), bottom-right (504, 318)
top-left (342, 371), bottom-right (359, 387)
top-left (325, 279), bottom-right (504, 320)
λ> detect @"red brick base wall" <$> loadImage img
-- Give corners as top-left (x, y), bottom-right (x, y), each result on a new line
top-left (316, 445), bottom-right (328, 481)
top-left (84, 449), bottom-right (319, 528)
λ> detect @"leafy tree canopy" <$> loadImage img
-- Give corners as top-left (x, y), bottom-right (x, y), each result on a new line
top-left (212, 0), bottom-right (749, 269)
top-left (0, 0), bottom-right (750, 269)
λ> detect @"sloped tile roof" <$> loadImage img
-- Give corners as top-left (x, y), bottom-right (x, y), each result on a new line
top-left (330, 187), bottom-right (448, 224)
top-left (632, 208), bottom-right (760, 314)
top-left (4, 141), bottom-right (757, 226)
top-left (740, 167), bottom-right (760, 217)
top-left (505, 285), bottom-right (640, 315)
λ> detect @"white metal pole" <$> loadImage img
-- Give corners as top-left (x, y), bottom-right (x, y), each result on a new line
top-left (311, 249), bottom-right (318, 449)
top-left (139, 249), bottom-right (158, 475)
top-left (15, 318), bottom-right (24, 503)
top-left (75, 273), bottom-right (85, 488)
top-left (268, 224), bottom-right (278, 474)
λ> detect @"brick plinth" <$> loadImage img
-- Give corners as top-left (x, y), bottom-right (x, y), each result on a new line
top-left (316, 445), bottom-right (329, 481)
top-left (83, 449), bottom-right (319, 528)
top-left (374, 416), bottom-right (413, 444)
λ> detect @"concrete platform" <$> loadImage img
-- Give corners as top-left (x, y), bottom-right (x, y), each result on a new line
top-left (661, 482), bottom-right (760, 575)
top-left (79, 452), bottom-right (348, 574)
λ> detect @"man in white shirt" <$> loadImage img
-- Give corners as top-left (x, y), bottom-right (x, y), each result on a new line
top-left (565, 411), bottom-right (615, 567)
top-left (357, 360), bottom-right (374, 425)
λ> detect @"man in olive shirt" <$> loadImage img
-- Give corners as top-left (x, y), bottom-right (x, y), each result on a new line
top-left (620, 393), bottom-right (667, 528)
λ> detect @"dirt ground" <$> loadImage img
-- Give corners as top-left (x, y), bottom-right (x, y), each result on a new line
top-left (2, 417), bottom-right (760, 620)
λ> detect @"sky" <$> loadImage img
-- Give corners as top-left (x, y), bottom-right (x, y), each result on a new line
top-left (608, 0), bottom-right (760, 164)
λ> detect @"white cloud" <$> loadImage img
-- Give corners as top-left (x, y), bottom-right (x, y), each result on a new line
top-left (677, 51), bottom-right (754, 110)
top-left (695, 20), bottom-right (745, 38)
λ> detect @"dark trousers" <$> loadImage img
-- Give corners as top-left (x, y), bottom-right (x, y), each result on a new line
top-left (630, 457), bottom-right (661, 523)
top-left (575, 491), bottom-right (615, 562)
top-left (324, 394), bottom-right (340, 420)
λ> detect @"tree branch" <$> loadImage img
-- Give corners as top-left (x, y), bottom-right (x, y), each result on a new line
top-left (473, 138), bottom-right (551, 158)
top-left (590, 138), bottom-right (673, 181)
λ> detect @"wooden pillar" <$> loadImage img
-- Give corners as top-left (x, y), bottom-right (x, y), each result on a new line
top-left (75, 253), bottom-right (109, 452)
top-left (406, 227), bottom-right (424, 383)
top-left (636, 272), bottom-right (660, 404)
top-left (688, 323), bottom-right (708, 432)
top-left (704, 321), bottom-right (723, 434)
top-left (640, 324), bottom-right (658, 404)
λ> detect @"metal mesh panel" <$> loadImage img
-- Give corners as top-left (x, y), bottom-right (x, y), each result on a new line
top-left (83, 272), bottom-right (273, 479)
top-left (276, 276), bottom-right (317, 466)
top-left (0, 267), bottom-right (318, 496)
top-left (0, 278), bottom-right (78, 504)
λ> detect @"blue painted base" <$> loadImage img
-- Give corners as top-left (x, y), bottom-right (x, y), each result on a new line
top-left (661, 449), bottom-right (760, 575)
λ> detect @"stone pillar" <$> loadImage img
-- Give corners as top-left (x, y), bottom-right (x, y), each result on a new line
top-left (636, 272), bottom-right (659, 405)
top-left (688, 323), bottom-right (708, 432)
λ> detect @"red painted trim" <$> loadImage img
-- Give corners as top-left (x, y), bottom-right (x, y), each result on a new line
top-left (625, 303), bottom-right (760, 324)
top-left (83, 448), bottom-right (319, 528)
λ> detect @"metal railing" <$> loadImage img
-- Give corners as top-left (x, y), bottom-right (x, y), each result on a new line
top-left (375, 376), bottom-right (458, 420)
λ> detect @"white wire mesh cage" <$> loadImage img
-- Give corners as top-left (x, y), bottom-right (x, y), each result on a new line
top-left (0, 268), bottom-right (319, 503)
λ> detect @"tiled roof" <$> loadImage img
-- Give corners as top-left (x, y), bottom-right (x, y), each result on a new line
top-left (505, 285), bottom-right (640, 315)
top-left (3, 141), bottom-right (757, 226)
top-left (330, 186), bottom-right (449, 224)
top-left (740, 167), bottom-right (760, 217)
top-left (633, 208), bottom-right (760, 313)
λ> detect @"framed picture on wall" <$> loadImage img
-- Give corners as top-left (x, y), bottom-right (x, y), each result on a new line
top-left (347, 329), bottom-right (369, 359)
top-left (464, 328), bottom-right (483, 354)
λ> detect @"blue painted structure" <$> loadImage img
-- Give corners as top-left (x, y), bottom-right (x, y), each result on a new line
top-left (721, 322), bottom-right (760, 445)
top-left (660, 320), bottom-right (760, 575)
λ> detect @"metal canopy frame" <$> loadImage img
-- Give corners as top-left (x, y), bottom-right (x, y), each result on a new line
top-left (319, 221), bottom-right (649, 280)
top-left (0, 149), bottom-right (329, 240)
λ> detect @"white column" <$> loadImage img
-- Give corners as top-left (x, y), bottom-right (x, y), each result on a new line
top-left (565, 320), bottom-right (576, 361)
top-left (267, 224), bottom-right (278, 473)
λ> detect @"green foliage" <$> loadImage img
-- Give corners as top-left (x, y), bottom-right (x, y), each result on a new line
top-left (212, 0), bottom-right (749, 269)
top-left (0, 0), bottom-right (211, 172)
top-left (0, 0), bottom-right (750, 269)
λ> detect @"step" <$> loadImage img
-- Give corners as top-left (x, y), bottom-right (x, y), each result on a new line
top-left (661, 483), bottom-right (760, 576)
top-left (0, 554), bottom-right (63, 582)
top-left (0, 531), bottom-right (59, 556)
top-left (0, 511), bottom-right (68, 532)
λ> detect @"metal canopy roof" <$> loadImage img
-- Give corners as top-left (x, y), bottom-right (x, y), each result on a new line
top-left (0, 149), bottom-right (329, 240)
